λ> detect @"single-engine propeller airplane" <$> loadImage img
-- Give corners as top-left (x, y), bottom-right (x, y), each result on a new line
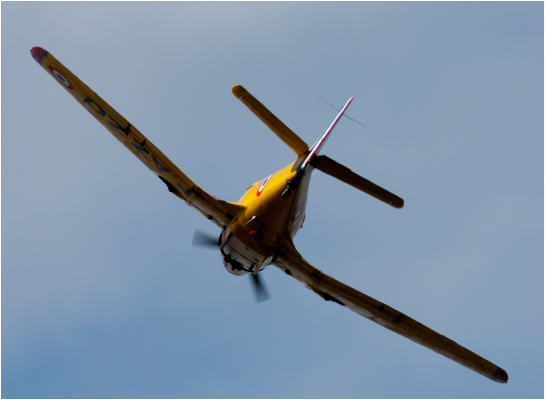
top-left (31, 47), bottom-right (507, 384)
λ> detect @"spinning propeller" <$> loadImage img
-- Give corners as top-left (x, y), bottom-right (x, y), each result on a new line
top-left (191, 230), bottom-right (219, 248)
top-left (250, 272), bottom-right (270, 303)
top-left (192, 230), bottom-right (270, 303)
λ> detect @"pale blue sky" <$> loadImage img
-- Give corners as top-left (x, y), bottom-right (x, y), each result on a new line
top-left (2, 2), bottom-right (543, 398)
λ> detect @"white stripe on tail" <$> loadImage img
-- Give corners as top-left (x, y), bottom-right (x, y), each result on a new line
top-left (298, 96), bottom-right (354, 173)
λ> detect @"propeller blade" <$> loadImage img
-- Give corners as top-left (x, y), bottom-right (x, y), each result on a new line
top-left (193, 230), bottom-right (270, 302)
top-left (192, 230), bottom-right (219, 249)
top-left (250, 273), bottom-right (271, 303)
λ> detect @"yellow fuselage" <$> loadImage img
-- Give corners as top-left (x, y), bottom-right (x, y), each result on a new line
top-left (220, 159), bottom-right (312, 275)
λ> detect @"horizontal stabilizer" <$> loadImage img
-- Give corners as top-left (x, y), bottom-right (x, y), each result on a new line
top-left (311, 155), bottom-right (404, 209)
top-left (232, 85), bottom-right (309, 156)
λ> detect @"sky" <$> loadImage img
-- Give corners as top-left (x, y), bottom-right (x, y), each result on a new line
top-left (2, 2), bottom-right (543, 398)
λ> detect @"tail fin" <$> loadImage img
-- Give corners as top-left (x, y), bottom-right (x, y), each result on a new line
top-left (297, 97), bottom-right (354, 173)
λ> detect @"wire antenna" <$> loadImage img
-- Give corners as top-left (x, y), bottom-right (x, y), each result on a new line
top-left (317, 95), bottom-right (366, 128)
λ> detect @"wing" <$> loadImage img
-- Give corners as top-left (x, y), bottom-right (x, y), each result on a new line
top-left (232, 85), bottom-right (309, 156)
top-left (273, 241), bottom-right (508, 383)
top-left (31, 47), bottom-right (243, 229)
top-left (311, 155), bottom-right (404, 209)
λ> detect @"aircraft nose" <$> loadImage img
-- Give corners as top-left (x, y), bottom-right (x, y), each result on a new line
top-left (30, 47), bottom-right (47, 63)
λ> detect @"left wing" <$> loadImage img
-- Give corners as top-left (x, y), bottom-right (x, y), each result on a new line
top-left (273, 241), bottom-right (508, 383)
top-left (30, 47), bottom-right (243, 228)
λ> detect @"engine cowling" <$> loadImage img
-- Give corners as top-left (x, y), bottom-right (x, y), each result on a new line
top-left (221, 253), bottom-right (250, 276)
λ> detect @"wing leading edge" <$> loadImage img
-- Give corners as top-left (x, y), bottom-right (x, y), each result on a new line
top-left (31, 47), bottom-right (243, 228)
top-left (273, 241), bottom-right (508, 383)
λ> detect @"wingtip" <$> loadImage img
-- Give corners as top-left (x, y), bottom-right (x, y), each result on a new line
top-left (231, 84), bottom-right (245, 99)
top-left (30, 47), bottom-right (48, 64)
top-left (390, 197), bottom-right (404, 209)
top-left (491, 367), bottom-right (508, 384)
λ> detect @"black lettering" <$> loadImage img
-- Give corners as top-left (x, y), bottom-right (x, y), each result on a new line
top-left (130, 140), bottom-right (149, 157)
top-left (152, 155), bottom-right (169, 172)
top-left (83, 96), bottom-right (105, 117)
top-left (107, 116), bottom-right (127, 136)
top-left (175, 183), bottom-right (191, 197)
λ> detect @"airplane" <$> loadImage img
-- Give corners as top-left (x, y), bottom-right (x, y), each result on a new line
top-left (30, 46), bottom-right (508, 384)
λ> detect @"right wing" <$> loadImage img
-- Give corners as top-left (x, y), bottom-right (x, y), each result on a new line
top-left (311, 155), bottom-right (404, 209)
top-left (232, 85), bottom-right (309, 156)
top-left (273, 241), bottom-right (508, 383)
top-left (31, 47), bottom-right (243, 228)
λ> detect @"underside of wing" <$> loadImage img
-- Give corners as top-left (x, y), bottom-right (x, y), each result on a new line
top-left (311, 155), bottom-right (404, 209)
top-left (232, 85), bottom-right (309, 156)
top-left (273, 241), bottom-right (508, 383)
top-left (31, 47), bottom-right (243, 228)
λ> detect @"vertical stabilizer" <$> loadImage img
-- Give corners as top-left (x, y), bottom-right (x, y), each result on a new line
top-left (297, 97), bottom-right (354, 173)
